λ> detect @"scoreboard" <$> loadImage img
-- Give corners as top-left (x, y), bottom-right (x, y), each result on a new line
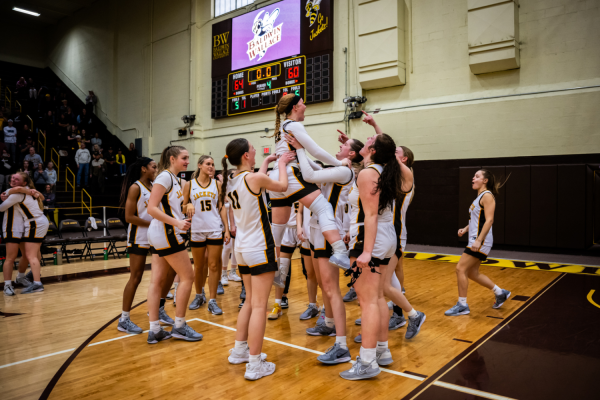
top-left (211, 0), bottom-right (333, 119)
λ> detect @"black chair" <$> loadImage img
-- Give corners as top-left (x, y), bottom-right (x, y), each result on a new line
top-left (83, 219), bottom-right (115, 260)
top-left (41, 221), bottom-right (65, 265)
top-left (106, 218), bottom-right (128, 258)
top-left (58, 219), bottom-right (87, 263)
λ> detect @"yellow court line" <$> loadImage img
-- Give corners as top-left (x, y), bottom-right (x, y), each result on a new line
top-left (587, 290), bottom-right (600, 309)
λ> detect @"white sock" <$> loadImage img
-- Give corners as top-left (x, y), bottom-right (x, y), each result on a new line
top-left (492, 285), bottom-right (503, 296)
top-left (17, 272), bottom-right (25, 279)
top-left (235, 340), bottom-right (247, 350)
top-left (309, 302), bottom-right (317, 308)
top-left (275, 299), bottom-right (282, 305)
top-left (174, 282), bottom-right (179, 289)
top-left (5, 280), bottom-right (12, 286)
top-left (336, 336), bottom-right (347, 349)
top-left (324, 317), bottom-right (335, 328)
top-left (120, 311), bottom-right (130, 321)
top-left (201, 287), bottom-right (205, 294)
top-left (407, 308), bottom-right (418, 318)
top-left (222, 270), bottom-right (228, 276)
top-left (376, 341), bottom-right (388, 351)
top-left (149, 320), bottom-right (160, 333)
top-left (458, 297), bottom-right (468, 306)
top-left (331, 240), bottom-right (346, 255)
top-left (175, 317), bottom-right (185, 328)
top-left (34, 281), bottom-right (42, 285)
top-left (209, 298), bottom-right (216, 303)
top-left (249, 354), bottom-right (261, 365)
top-left (360, 347), bottom-right (376, 364)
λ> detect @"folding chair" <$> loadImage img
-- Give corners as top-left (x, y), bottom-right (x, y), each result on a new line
top-left (83, 219), bottom-right (114, 260)
top-left (58, 219), bottom-right (87, 263)
top-left (106, 218), bottom-right (128, 258)
top-left (41, 221), bottom-right (65, 265)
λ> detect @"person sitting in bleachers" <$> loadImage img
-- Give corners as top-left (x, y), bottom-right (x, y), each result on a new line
top-left (18, 136), bottom-right (35, 163)
top-left (24, 147), bottom-right (43, 170)
top-left (116, 149), bottom-right (127, 176)
top-left (18, 159), bottom-right (33, 178)
top-left (43, 184), bottom-right (56, 209)
top-left (34, 163), bottom-right (50, 192)
top-left (45, 161), bottom-right (57, 189)
top-left (91, 132), bottom-right (102, 148)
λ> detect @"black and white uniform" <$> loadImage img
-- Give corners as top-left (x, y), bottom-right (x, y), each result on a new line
top-left (127, 180), bottom-right (152, 255)
top-left (299, 204), bottom-right (312, 256)
top-left (348, 164), bottom-right (396, 265)
top-left (268, 119), bottom-right (342, 207)
top-left (281, 201), bottom-right (300, 254)
top-left (147, 170), bottom-right (186, 256)
top-left (226, 171), bottom-right (277, 275)
top-left (189, 177), bottom-right (224, 247)
top-left (0, 190), bottom-right (25, 243)
top-left (464, 190), bottom-right (494, 261)
top-left (0, 193), bottom-right (49, 242)
top-left (393, 183), bottom-right (414, 258)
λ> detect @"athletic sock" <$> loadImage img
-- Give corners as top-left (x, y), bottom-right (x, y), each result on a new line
top-left (360, 347), bottom-right (376, 364)
top-left (324, 317), bottom-right (335, 328)
top-left (120, 311), bottom-right (130, 321)
top-left (309, 302), bottom-right (317, 308)
top-left (331, 240), bottom-right (347, 255)
top-left (5, 280), bottom-right (12, 286)
top-left (149, 320), bottom-right (160, 333)
top-left (17, 272), bottom-right (25, 279)
top-left (34, 281), bottom-right (42, 285)
top-left (249, 354), bottom-right (261, 365)
top-left (222, 270), bottom-right (227, 277)
top-left (376, 341), bottom-right (388, 351)
top-left (407, 308), bottom-right (418, 318)
top-left (235, 340), bottom-right (247, 350)
top-left (175, 317), bottom-right (185, 328)
top-left (393, 304), bottom-right (403, 317)
top-left (336, 336), bottom-right (348, 349)
top-left (160, 298), bottom-right (166, 308)
top-left (201, 287), bottom-right (205, 294)
top-left (492, 285), bottom-right (503, 296)
top-left (209, 298), bottom-right (216, 303)
top-left (458, 297), bottom-right (468, 306)
top-left (275, 299), bottom-right (282, 305)
top-left (174, 282), bottom-right (179, 290)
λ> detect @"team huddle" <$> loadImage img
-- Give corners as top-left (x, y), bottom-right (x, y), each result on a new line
top-left (110, 94), bottom-right (511, 382)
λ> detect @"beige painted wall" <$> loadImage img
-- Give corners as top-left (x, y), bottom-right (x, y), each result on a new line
top-left (35, 0), bottom-right (600, 163)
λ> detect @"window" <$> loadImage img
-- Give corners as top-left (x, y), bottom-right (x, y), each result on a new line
top-left (215, 0), bottom-right (255, 18)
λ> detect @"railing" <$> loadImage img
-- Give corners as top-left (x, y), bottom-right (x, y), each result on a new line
top-left (27, 115), bottom-right (33, 131)
top-left (51, 148), bottom-right (61, 178)
top-left (82, 189), bottom-right (92, 216)
top-left (37, 129), bottom-right (46, 161)
top-left (4, 87), bottom-right (11, 108)
top-left (65, 167), bottom-right (76, 203)
top-left (16, 100), bottom-right (22, 113)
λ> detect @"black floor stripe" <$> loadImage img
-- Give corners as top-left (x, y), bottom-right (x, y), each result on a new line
top-left (453, 338), bottom-right (473, 343)
top-left (486, 315), bottom-right (504, 320)
top-left (511, 295), bottom-right (530, 301)
top-left (404, 370), bottom-right (428, 378)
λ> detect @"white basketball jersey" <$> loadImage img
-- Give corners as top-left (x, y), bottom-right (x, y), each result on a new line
top-left (275, 119), bottom-right (299, 159)
top-left (393, 182), bottom-right (415, 242)
top-left (349, 164), bottom-right (393, 228)
top-left (18, 194), bottom-right (44, 220)
top-left (287, 201), bottom-right (299, 227)
top-left (310, 168), bottom-right (354, 231)
top-left (127, 181), bottom-right (152, 245)
top-left (154, 170), bottom-right (184, 232)
top-left (190, 177), bottom-right (222, 232)
top-left (468, 190), bottom-right (494, 247)
top-left (2, 191), bottom-right (24, 237)
top-left (226, 171), bottom-right (274, 252)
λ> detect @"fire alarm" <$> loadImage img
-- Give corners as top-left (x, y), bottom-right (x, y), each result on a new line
top-left (263, 146), bottom-right (271, 155)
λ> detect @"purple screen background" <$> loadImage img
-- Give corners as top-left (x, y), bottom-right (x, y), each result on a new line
top-left (231, 0), bottom-right (300, 71)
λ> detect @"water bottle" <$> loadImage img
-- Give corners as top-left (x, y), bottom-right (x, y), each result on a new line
top-left (103, 248), bottom-right (108, 260)
top-left (53, 251), bottom-right (58, 265)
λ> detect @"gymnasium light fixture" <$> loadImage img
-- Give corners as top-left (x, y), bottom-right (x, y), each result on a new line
top-left (12, 7), bottom-right (40, 17)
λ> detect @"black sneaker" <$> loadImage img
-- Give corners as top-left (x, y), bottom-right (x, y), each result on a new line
top-left (238, 298), bottom-right (245, 309)
top-left (281, 296), bottom-right (289, 309)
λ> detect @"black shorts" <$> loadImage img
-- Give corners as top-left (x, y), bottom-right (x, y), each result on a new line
top-left (190, 238), bottom-right (224, 248)
top-left (149, 242), bottom-right (187, 257)
top-left (300, 246), bottom-right (311, 256)
top-left (310, 241), bottom-right (332, 259)
top-left (128, 244), bottom-right (150, 256)
top-left (349, 249), bottom-right (391, 266)
top-left (280, 245), bottom-right (297, 254)
top-left (395, 248), bottom-right (403, 258)
top-left (464, 247), bottom-right (487, 261)
top-left (2, 236), bottom-right (22, 244)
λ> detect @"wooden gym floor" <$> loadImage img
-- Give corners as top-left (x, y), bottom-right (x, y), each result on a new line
top-left (1, 251), bottom-right (599, 400)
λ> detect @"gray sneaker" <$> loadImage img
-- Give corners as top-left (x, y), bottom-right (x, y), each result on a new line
top-left (16, 276), bottom-right (32, 287)
top-left (25, 270), bottom-right (33, 282)
top-left (355, 317), bottom-right (361, 325)
top-left (4, 284), bottom-right (15, 296)
top-left (189, 293), bottom-right (205, 310)
top-left (493, 289), bottom-right (511, 309)
top-left (315, 307), bottom-right (326, 326)
top-left (405, 311), bottom-right (426, 339)
top-left (376, 348), bottom-right (393, 366)
top-left (159, 306), bottom-right (174, 325)
top-left (118, 318), bottom-right (143, 334)
top-left (343, 287), bottom-right (357, 302)
top-left (389, 312), bottom-right (407, 330)
top-left (208, 299), bottom-right (223, 315)
top-left (299, 304), bottom-right (319, 320)
top-left (354, 333), bottom-right (362, 343)
top-left (306, 323), bottom-right (336, 336)
top-left (339, 356), bottom-right (381, 380)
top-left (445, 302), bottom-right (470, 316)
top-left (21, 282), bottom-right (44, 294)
top-left (240, 286), bottom-right (246, 299)
top-left (329, 252), bottom-right (350, 271)
top-left (147, 327), bottom-right (172, 344)
top-left (171, 322), bottom-right (203, 341)
top-left (317, 342), bottom-right (351, 365)
top-left (217, 282), bottom-right (224, 295)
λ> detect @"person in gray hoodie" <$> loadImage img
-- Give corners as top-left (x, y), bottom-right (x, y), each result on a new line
top-left (34, 163), bottom-right (50, 192)
top-left (75, 142), bottom-right (91, 187)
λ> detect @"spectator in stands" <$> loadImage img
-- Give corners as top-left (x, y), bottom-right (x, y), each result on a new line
top-left (68, 134), bottom-right (83, 152)
top-left (3, 119), bottom-right (18, 161)
top-left (91, 132), bottom-right (102, 147)
top-left (77, 108), bottom-right (93, 127)
top-left (65, 107), bottom-right (76, 124)
top-left (127, 142), bottom-right (138, 166)
top-left (59, 99), bottom-right (69, 115)
top-left (0, 110), bottom-right (6, 129)
top-left (104, 147), bottom-right (116, 177)
top-left (24, 147), bottom-right (43, 170)
top-left (85, 91), bottom-right (97, 114)
top-left (28, 78), bottom-right (37, 99)
top-left (80, 129), bottom-right (91, 145)
top-left (0, 150), bottom-right (13, 192)
top-left (68, 124), bottom-right (80, 138)
top-left (58, 114), bottom-right (69, 133)
top-left (45, 161), bottom-right (57, 188)
top-left (92, 144), bottom-right (103, 155)
top-left (40, 93), bottom-right (53, 114)
top-left (90, 151), bottom-right (105, 193)
top-left (34, 163), bottom-right (50, 192)
top-left (75, 143), bottom-right (91, 187)
top-left (15, 77), bottom-right (27, 99)
top-left (19, 160), bottom-right (33, 177)
top-left (41, 111), bottom-right (56, 134)
top-left (116, 149), bottom-right (127, 176)
top-left (43, 184), bottom-right (56, 209)
top-left (21, 124), bottom-right (33, 141)
top-left (18, 137), bottom-right (35, 162)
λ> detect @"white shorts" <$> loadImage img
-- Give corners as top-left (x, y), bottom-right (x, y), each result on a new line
top-left (268, 164), bottom-right (319, 207)
top-left (190, 231), bottom-right (224, 247)
top-left (23, 217), bottom-right (49, 243)
top-left (349, 222), bottom-right (396, 265)
top-left (309, 225), bottom-right (332, 258)
top-left (236, 248), bottom-right (278, 276)
top-left (281, 226), bottom-right (300, 254)
top-left (147, 221), bottom-right (186, 256)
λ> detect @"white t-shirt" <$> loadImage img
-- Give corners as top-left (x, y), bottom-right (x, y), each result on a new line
top-left (3, 126), bottom-right (17, 143)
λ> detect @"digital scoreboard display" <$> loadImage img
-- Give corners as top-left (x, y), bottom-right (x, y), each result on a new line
top-left (211, 0), bottom-right (333, 119)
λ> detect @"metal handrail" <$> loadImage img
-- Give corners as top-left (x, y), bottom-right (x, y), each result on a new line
top-left (51, 148), bottom-right (61, 178)
top-left (37, 128), bottom-right (46, 161)
top-left (4, 87), bottom-right (11, 108)
top-left (16, 100), bottom-right (22, 113)
top-left (27, 115), bottom-right (33, 132)
top-left (82, 188), bottom-right (92, 216)
top-left (65, 167), bottom-right (76, 203)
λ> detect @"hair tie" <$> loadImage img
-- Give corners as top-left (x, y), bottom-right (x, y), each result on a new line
top-left (224, 155), bottom-right (228, 159)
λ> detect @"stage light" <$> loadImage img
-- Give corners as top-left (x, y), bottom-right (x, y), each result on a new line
top-left (13, 7), bottom-right (40, 17)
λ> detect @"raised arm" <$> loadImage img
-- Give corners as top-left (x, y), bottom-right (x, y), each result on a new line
top-left (258, 154), bottom-right (278, 174)
top-left (247, 153), bottom-right (294, 194)
top-left (286, 122), bottom-right (342, 166)
top-left (362, 111), bottom-right (383, 135)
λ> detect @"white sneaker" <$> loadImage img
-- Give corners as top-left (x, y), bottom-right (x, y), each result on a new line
top-left (228, 346), bottom-right (267, 364)
top-left (4, 284), bottom-right (15, 296)
top-left (387, 301), bottom-right (394, 310)
top-left (221, 273), bottom-right (229, 286)
top-left (166, 290), bottom-right (174, 299)
top-left (228, 269), bottom-right (242, 282)
top-left (244, 359), bottom-right (276, 380)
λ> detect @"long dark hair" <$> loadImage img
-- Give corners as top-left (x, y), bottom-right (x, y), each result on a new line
top-left (370, 134), bottom-right (402, 214)
top-left (479, 169), bottom-right (509, 197)
top-left (120, 157), bottom-right (153, 208)
top-left (220, 138), bottom-right (250, 206)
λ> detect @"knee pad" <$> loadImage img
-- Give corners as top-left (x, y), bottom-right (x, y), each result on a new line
top-left (308, 195), bottom-right (337, 233)
top-left (390, 271), bottom-right (402, 290)
top-left (272, 223), bottom-right (287, 247)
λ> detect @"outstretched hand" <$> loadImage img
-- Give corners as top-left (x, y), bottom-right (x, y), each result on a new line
top-left (279, 151), bottom-right (296, 165)
top-left (337, 130), bottom-right (349, 144)
top-left (265, 154), bottom-right (278, 163)
top-left (362, 110), bottom-right (376, 127)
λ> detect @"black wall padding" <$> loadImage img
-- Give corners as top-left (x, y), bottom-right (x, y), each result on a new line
top-left (530, 165), bottom-right (557, 247)
top-left (557, 164), bottom-right (586, 249)
top-left (504, 166), bottom-right (531, 246)
top-left (482, 166), bottom-right (506, 244)
top-left (458, 167), bottom-right (481, 243)
top-left (593, 167), bottom-right (600, 245)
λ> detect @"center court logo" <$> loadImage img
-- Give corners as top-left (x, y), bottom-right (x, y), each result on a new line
top-left (247, 8), bottom-right (282, 62)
